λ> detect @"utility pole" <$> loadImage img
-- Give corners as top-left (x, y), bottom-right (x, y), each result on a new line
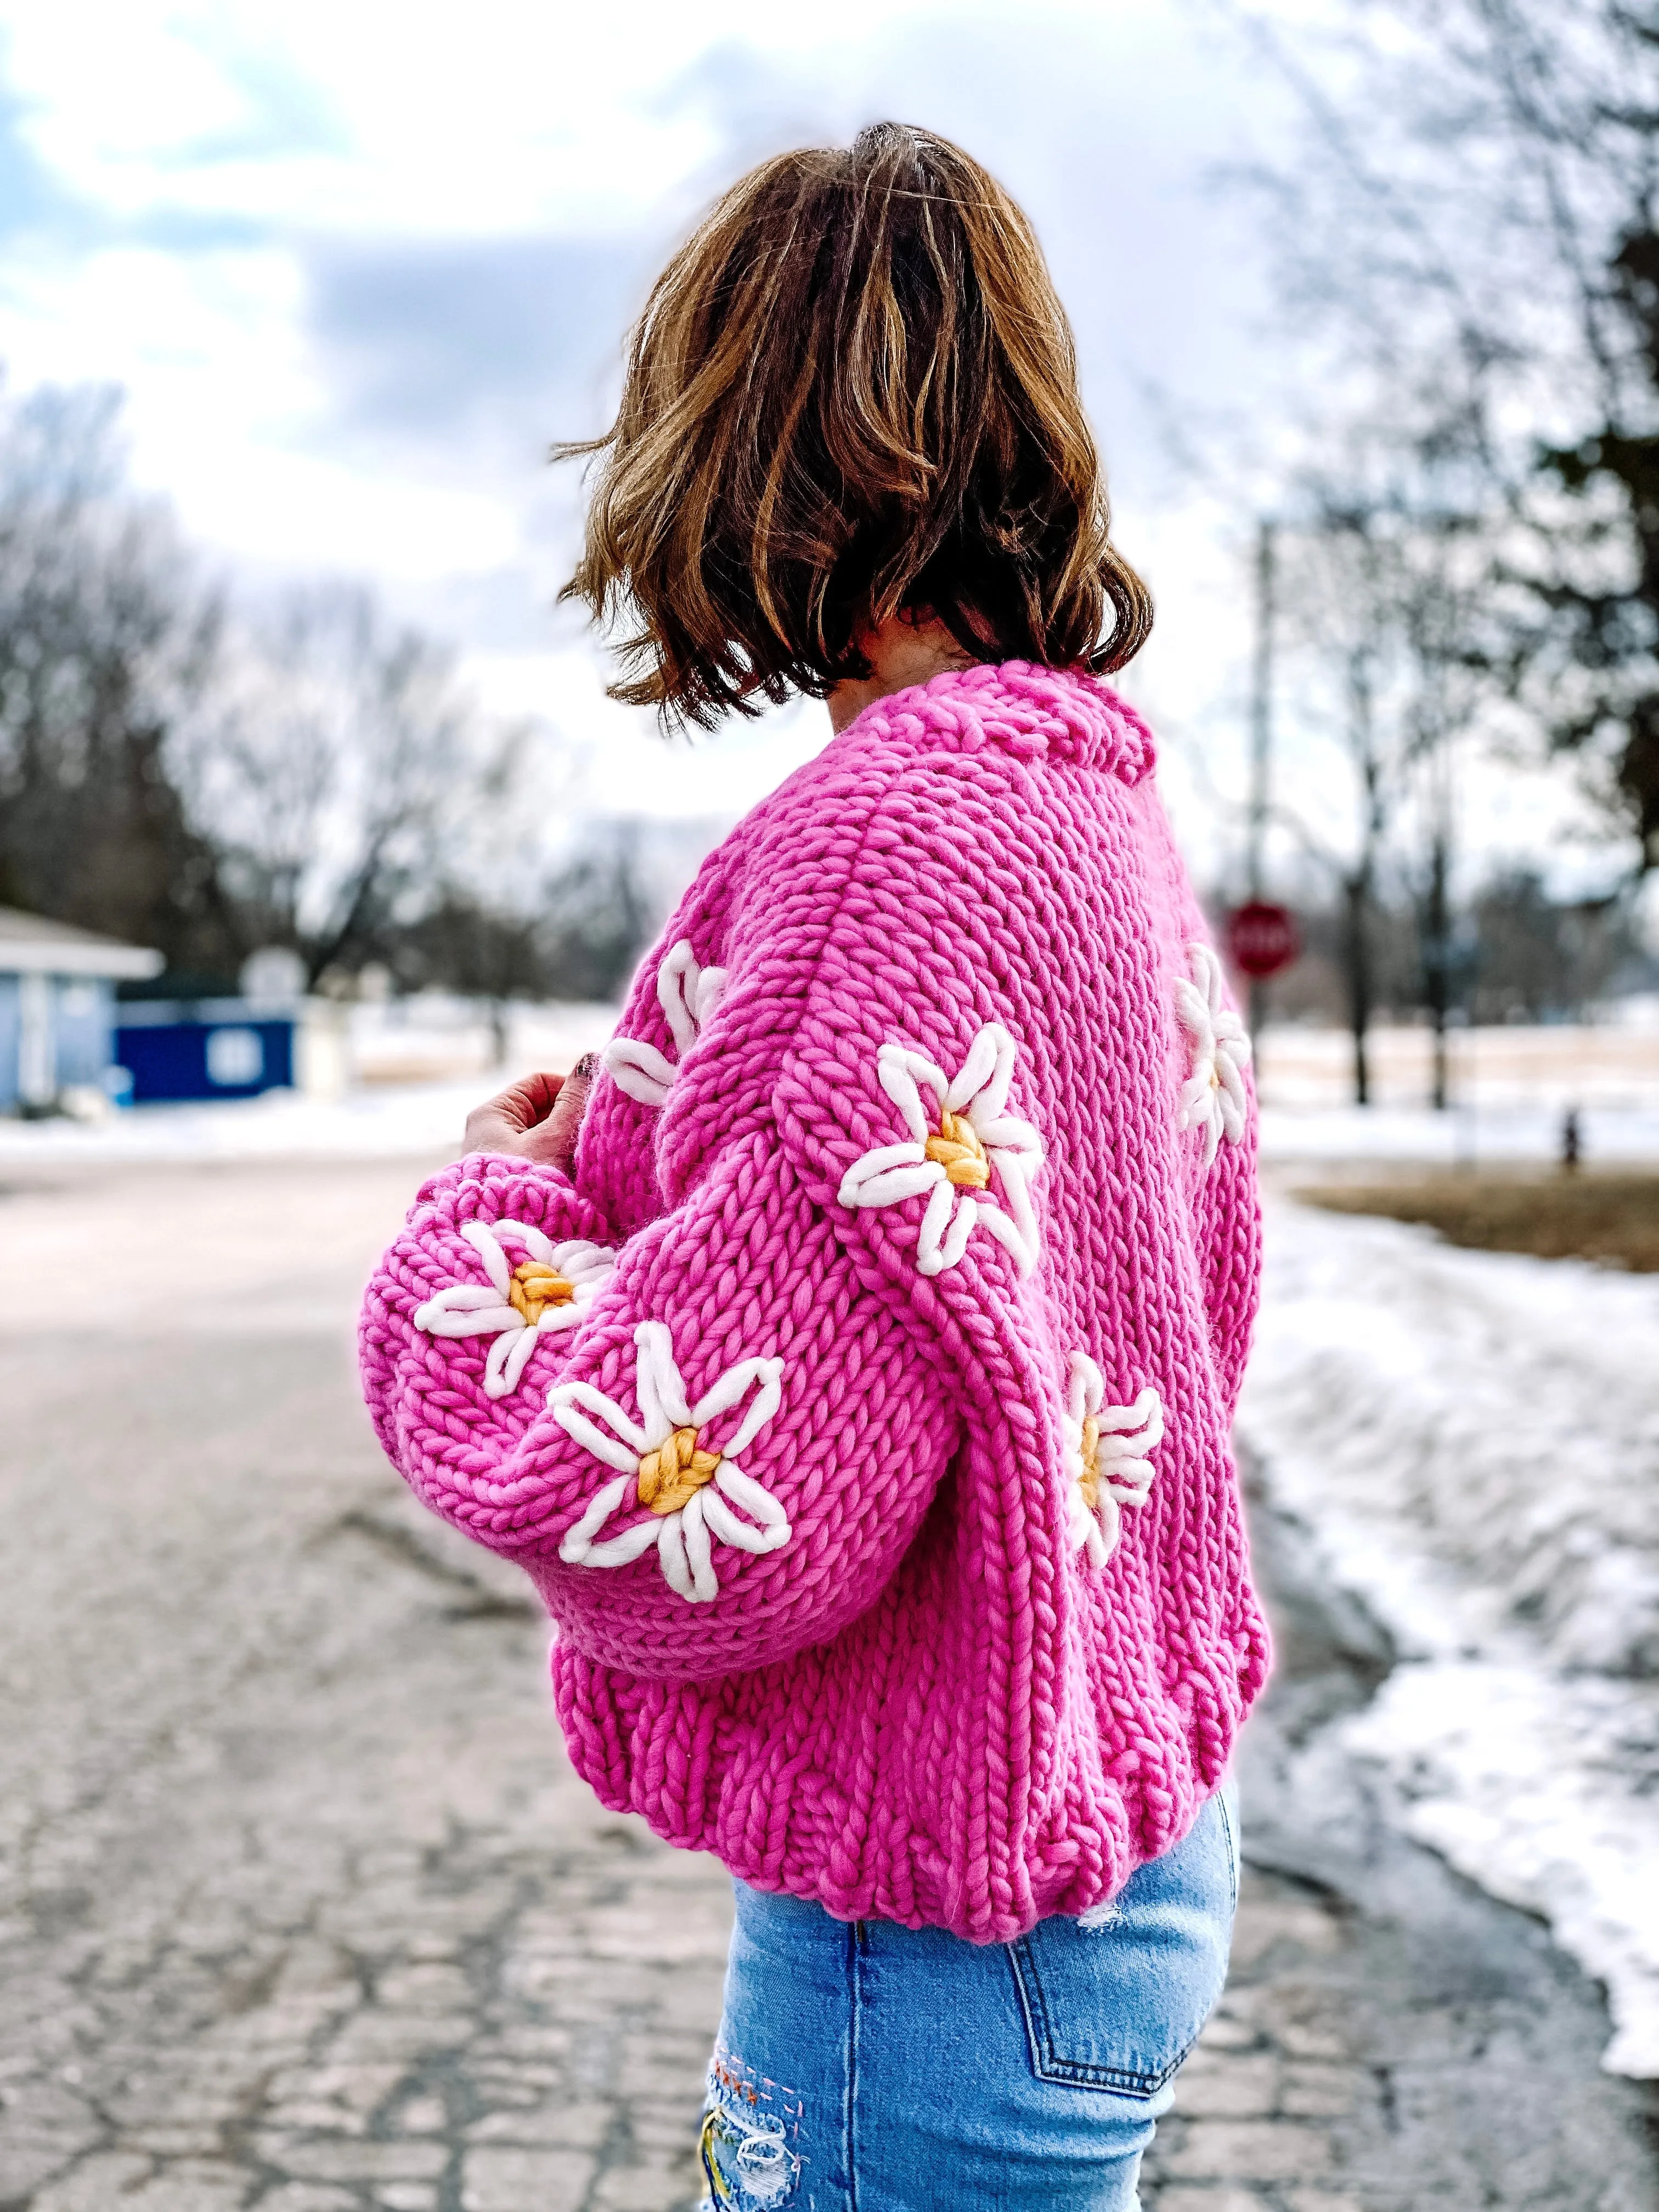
top-left (1246, 518), bottom-right (1277, 1040)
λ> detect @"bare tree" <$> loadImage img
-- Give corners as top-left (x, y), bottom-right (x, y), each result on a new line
top-left (182, 583), bottom-right (521, 987)
top-left (0, 382), bottom-right (236, 969)
top-left (1229, 0), bottom-right (1659, 867)
top-left (1269, 448), bottom-right (1497, 1102)
top-left (0, 374), bottom-right (594, 1008)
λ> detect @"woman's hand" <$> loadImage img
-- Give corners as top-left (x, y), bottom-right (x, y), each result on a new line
top-left (461, 1053), bottom-right (597, 1175)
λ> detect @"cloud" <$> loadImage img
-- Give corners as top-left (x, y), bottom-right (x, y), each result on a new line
top-left (303, 231), bottom-right (656, 459)
top-left (0, 40), bottom-right (89, 250)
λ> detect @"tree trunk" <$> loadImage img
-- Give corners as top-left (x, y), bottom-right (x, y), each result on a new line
top-left (1423, 827), bottom-right (1451, 1111)
top-left (1344, 868), bottom-right (1373, 1107)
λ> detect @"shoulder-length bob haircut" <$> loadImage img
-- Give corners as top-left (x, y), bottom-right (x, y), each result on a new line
top-left (558, 123), bottom-right (1152, 729)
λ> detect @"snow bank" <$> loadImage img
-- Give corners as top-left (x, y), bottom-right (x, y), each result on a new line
top-left (0, 1080), bottom-right (489, 1164)
top-left (1260, 1102), bottom-right (1659, 1164)
top-left (1241, 1199), bottom-right (1659, 2075)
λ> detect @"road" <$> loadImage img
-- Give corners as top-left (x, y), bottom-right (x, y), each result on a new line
top-left (1, 1153), bottom-right (1655, 2211)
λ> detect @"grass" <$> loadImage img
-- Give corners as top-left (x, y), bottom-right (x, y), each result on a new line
top-left (1296, 1169), bottom-right (1659, 1271)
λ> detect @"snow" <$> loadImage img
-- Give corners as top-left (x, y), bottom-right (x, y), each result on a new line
top-left (0, 1002), bottom-right (620, 1166)
top-left (1240, 1199), bottom-right (1659, 2076)
top-left (0, 1079), bottom-right (490, 1164)
top-left (7, 1013), bottom-right (1659, 2073)
top-left (1260, 1103), bottom-right (1659, 1164)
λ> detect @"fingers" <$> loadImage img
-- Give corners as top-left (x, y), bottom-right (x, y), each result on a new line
top-left (459, 1054), bottom-right (598, 1171)
top-left (544, 1052), bottom-right (597, 1175)
top-left (501, 1070), bottom-right (567, 1130)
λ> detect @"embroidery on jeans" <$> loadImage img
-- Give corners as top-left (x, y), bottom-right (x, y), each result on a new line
top-left (699, 2045), bottom-right (803, 2209)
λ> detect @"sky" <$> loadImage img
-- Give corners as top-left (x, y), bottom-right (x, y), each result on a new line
top-left (0, 0), bottom-right (1613, 896)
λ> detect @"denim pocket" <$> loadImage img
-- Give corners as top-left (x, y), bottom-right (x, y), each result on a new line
top-left (1009, 1794), bottom-right (1236, 2096)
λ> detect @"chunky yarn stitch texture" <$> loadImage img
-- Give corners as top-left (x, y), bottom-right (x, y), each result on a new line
top-left (359, 662), bottom-right (1269, 1944)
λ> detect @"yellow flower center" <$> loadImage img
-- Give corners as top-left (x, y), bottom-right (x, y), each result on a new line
top-left (507, 1260), bottom-right (576, 1325)
top-left (924, 1109), bottom-right (991, 1189)
top-left (1077, 1412), bottom-right (1100, 1510)
top-left (636, 1426), bottom-right (723, 1517)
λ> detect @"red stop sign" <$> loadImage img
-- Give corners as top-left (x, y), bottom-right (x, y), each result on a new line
top-left (1226, 900), bottom-right (1301, 980)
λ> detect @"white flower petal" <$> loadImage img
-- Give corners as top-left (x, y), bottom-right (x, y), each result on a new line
top-left (678, 1488), bottom-right (720, 1601)
top-left (701, 1481), bottom-right (787, 1556)
top-left (1097, 1386), bottom-right (1163, 1440)
top-left (579, 1516), bottom-right (664, 1568)
top-left (415, 1290), bottom-right (518, 1334)
top-left (494, 1219), bottom-right (555, 1266)
top-left (701, 1486), bottom-right (760, 1553)
top-left (691, 964), bottom-right (729, 1029)
top-left (1066, 1350), bottom-right (1103, 1423)
top-left (692, 1357), bottom-right (784, 1457)
top-left (838, 1141), bottom-right (930, 1207)
top-left (483, 1332), bottom-right (522, 1398)
top-left (550, 1238), bottom-right (611, 1279)
top-left (634, 1319), bottom-right (691, 1435)
top-left (915, 1177), bottom-right (962, 1276)
top-left (1176, 1071), bottom-right (1214, 1125)
top-left (495, 1325), bottom-right (543, 1397)
top-left (548, 1383), bottom-right (648, 1467)
top-left (877, 1046), bottom-right (942, 1141)
top-left (713, 1459), bottom-right (791, 1536)
top-left (974, 1200), bottom-right (1037, 1277)
top-left (657, 1513), bottom-right (699, 1601)
top-left (602, 1036), bottom-right (677, 1108)
top-left (1173, 978), bottom-right (1212, 1038)
top-left (459, 1220), bottom-right (512, 1294)
top-left (1190, 942), bottom-right (1224, 1010)
top-left (657, 940), bottom-right (702, 1056)
top-left (975, 1114), bottom-right (1043, 1160)
top-left (559, 1472), bottom-right (635, 1561)
top-left (990, 1149), bottom-right (1040, 1256)
top-left (843, 1159), bottom-right (943, 1209)
top-left (945, 1023), bottom-right (1003, 1114)
top-left (1065, 1477), bottom-right (1094, 1545)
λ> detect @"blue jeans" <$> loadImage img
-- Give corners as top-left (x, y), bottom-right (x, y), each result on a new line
top-left (698, 1782), bottom-right (1239, 2211)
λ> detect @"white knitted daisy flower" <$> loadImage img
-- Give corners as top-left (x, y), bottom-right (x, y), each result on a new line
top-left (414, 1219), bottom-right (616, 1400)
top-left (552, 1321), bottom-right (788, 1604)
top-left (838, 1023), bottom-right (1044, 1278)
top-left (1062, 1353), bottom-right (1164, 1568)
top-left (1175, 944), bottom-right (1252, 1169)
top-left (602, 939), bottom-right (729, 1108)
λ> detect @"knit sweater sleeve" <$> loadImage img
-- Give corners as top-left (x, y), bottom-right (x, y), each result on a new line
top-left (357, 780), bottom-right (964, 1684)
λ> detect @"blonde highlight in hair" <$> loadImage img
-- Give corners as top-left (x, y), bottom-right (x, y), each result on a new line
top-left (557, 122), bottom-right (1152, 728)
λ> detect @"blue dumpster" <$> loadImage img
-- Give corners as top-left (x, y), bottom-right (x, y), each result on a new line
top-left (114, 998), bottom-right (298, 1103)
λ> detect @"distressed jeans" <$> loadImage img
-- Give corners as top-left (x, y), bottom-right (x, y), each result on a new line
top-left (698, 1781), bottom-right (1239, 2211)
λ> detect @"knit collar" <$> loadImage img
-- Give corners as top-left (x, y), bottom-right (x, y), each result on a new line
top-left (842, 658), bottom-right (1155, 785)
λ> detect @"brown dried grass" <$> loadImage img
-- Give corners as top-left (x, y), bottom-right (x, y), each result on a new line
top-left (1296, 1170), bottom-right (1659, 1272)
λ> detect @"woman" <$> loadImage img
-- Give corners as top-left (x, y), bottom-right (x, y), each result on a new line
top-left (361, 121), bottom-right (1267, 2211)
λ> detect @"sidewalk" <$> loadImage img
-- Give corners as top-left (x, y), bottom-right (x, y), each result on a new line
top-left (0, 1155), bottom-right (1654, 2209)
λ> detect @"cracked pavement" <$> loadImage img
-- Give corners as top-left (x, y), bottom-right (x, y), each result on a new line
top-left (1, 1154), bottom-right (1656, 2211)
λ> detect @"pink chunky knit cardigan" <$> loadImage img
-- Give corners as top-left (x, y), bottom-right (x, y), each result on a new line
top-left (360, 661), bottom-right (1268, 1943)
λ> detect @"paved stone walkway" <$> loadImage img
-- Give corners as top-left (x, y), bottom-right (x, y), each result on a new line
top-left (1, 1156), bottom-right (1655, 2211)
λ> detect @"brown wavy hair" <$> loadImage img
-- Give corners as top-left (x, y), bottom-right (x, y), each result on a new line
top-left (557, 121), bottom-right (1152, 728)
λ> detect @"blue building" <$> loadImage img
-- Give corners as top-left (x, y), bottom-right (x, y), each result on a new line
top-left (114, 995), bottom-right (301, 1103)
top-left (0, 907), bottom-right (162, 1114)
